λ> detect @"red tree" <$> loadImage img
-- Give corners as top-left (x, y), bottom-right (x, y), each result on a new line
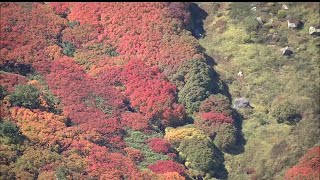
top-left (122, 60), bottom-right (186, 127)
top-left (199, 111), bottom-right (234, 124)
top-left (148, 160), bottom-right (186, 175)
top-left (121, 112), bottom-right (150, 131)
top-left (0, 72), bottom-right (27, 92)
top-left (285, 146), bottom-right (320, 180)
top-left (0, 3), bottom-right (67, 64)
top-left (146, 138), bottom-right (172, 154)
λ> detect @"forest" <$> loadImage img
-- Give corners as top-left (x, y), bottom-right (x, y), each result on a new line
top-left (0, 2), bottom-right (319, 180)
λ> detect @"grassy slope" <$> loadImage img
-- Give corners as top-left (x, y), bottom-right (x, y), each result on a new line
top-left (197, 2), bottom-right (319, 179)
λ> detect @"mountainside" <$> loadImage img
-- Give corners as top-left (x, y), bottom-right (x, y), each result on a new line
top-left (0, 2), bottom-right (319, 180)
top-left (197, 2), bottom-right (320, 179)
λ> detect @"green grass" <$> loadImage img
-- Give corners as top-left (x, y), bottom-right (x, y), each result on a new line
top-left (198, 2), bottom-right (320, 179)
top-left (124, 130), bottom-right (169, 169)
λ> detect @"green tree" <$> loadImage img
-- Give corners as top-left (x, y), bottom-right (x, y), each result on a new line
top-left (61, 41), bottom-right (76, 57)
top-left (243, 16), bottom-right (260, 33)
top-left (0, 119), bottom-right (26, 180)
top-left (175, 58), bottom-right (222, 115)
top-left (27, 73), bottom-right (62, 114)
top-left (0, 85), bottom-right (7, 100)
top-left (14, 147), bottom-right (62, 179)
top-left (55, 166), bottom-right (70, 180)
top-left (213, 124), bottom-right (238, 152)
top-left (9, 84), bottom-right (41, 109)
top-left (271, 100), bottom-right (301, 124)
top-left (177, 137), bottom-right (223, 178)
top-left (0, 120), bottom-right (24, 144)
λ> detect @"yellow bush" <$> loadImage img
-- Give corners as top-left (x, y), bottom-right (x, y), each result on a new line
top-left (164, 125), bottom-right (208, 147)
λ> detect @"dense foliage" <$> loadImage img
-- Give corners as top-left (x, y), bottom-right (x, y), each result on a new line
top-left (0, 2), bottom-right (318, 180)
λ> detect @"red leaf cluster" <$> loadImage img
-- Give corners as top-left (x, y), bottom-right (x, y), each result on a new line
top-left (0, 3), bottom-right (67, 64)
top-left (148, 160), bottom-right (186, 175)
top-left (34, 57), bottom-right (127, 148)
top-left (200, 111), bottom-right (234, 124)
top-left (58, 2), bottom-right (201, 73)
top-left (121, 112), bottom-right (150, 131)
top-left (87, 146), bottom-right (142, 179)
top-left (146, 138), bottom-right (172, 154)
top-left (0, 2), bottom-right (208, 179)
top-left (49, 2), bottom-right (70, 16)
top-left (124, 147), bottom-right (144, 163)
top-left (122, 60), bottom-right (186, 127)
top-left (0, 72), bottom-right (27, 92)
top-left (285, 146), bottom-right (320, 180)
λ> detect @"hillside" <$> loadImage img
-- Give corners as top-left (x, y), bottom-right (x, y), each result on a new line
top-left (0, 2), bottom-right (319, 180)
top-left (197, 2), bottom-right (320, 179)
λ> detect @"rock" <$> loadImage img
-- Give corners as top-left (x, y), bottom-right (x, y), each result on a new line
top-left (237, 71), bottom-right (243, 77)
top-left (282, 4), bottom-right (289, 10)
top-left (256, 17), bottom-right (264, 24)
top-left (233, 97), bottom-right (252, 109)
top-left (281, 46), bottom-right (293, 56)
top-left (309, 26), bottom-right (320, 36)
top-left (251, 7), bottom-right (257, 11)
top-left (287, 18), bottom-right (303, 29)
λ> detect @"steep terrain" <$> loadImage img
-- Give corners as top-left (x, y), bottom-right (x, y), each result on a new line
top-left (197, 2), bottom-right (320, 179)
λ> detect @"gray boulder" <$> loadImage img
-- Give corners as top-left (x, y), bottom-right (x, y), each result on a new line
top-left (281, 46), bottom-right (293, 56)
top-left (233, 97), bottom-right (252, 109)
top-left (282, 4), bottom-right (289, 10)
top-left (256, 17), bottom-right (264, 24)
top-left (287, 18), bottom-right (303, 29)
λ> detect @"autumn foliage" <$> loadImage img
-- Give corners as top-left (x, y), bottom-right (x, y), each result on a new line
top-left (0, 3), bottom-right (67, 64)
top-left (148, 160), bottom-right (186, 175)
top-left (121, 112), bottom-right (150, 131)
top-left (122, 60), bottom-right (186, 127)
top-left (146, 138), bottom-right (172, 154)
top-left (199, 111), bottom-right (234, 124)
top-left (285, 146), bottom-right (320, 180)
top-left (0, 72), bottom-right (27, 92)
top-left (0, 2), bottom-right (232, 179)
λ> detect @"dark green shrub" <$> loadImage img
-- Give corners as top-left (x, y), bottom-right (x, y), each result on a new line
top-left (9, 84), bottom-right (40, 109)
top-left (271, 100), bottom-right (301, 124)
top-left (0, 86), bottom-right (7, 100)
top-left (43, 92), bottom-right (61, 114)
top-left (104, 44), bottom-right (119, 57)
top-left (27, 73), bottom-right (62, 114)
top-left (124, 130), bottom-right (168, 168)
top-left (277, 10), bottom-right (287, 19)
top-left (0, 62), bottom-right (34, 76)
top-left (229, 2), bottom-right (252, 22)
top-left (82, 94), bottom-right (113, 115)
top-left (68, 21), bottom-right (80, 29)
top-left (244, 16), bottom-right (260, 33)
top-left (176, 59), bottom-right (221, 115)
top-left (214, 124), bottom-right (238, 152)
top-left (61, 41), bottom-right (76, 57)
top-left (0, 120), bottom-right (24, 144)
top-left (177, 137), bottom-right (223, 177)
top-left (55, 166), bottom-right (70, 180)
